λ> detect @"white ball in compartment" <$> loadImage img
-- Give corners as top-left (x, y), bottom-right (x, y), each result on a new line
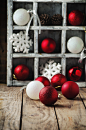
top-left (67, 37), bottom-right (84, 54)
top-left (26, 81), bottom-right (44, 100)
top-left (13, 8), bottom-right (30, 26)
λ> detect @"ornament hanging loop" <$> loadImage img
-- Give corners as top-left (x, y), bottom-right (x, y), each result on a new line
top-left (78, 47), bottom-right (86, 63)
top-left (26, 10), bottom-right (41, 36)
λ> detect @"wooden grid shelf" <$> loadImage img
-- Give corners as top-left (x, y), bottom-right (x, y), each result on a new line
top-left (7, 0), bottom-right (86, 86)
top-left (13, 0), bottom-right (86, 3)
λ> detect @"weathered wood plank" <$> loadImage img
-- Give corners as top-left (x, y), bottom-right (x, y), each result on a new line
top-left (0, 84), bottom-right (22, 130)
top-left (13, 26), bottom-right (86, 31)
top-left (12, 80), bottom-right (30, 86)
top-left (61, 3), bottom-right (67, 75)
top-left (33, 2), bottom-right (39, 80)
top-left (13, 53), bottom-right (80, 58)
top-left (7, 0), bottom-right (13, 86)
top-left (22, 89), bottom-right (58, 130)
top-left (13, 0), bottom-right (86, 3)
top-left (34, 58), bottom-right (39, 79)
top-left (79, 88), bottom-right (86, 107)
top-left (55, 92), bottom-right (86, 130)
top-left (33, 2), bottom-right (38, 54)
top-left (76, 82), bottom-right (86, 87)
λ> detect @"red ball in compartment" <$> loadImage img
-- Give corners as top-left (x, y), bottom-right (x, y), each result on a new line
top-left (35, 76), bottom-right (50, 86)
top-left (68, 66), bottom-right (82, 81)
top-left (14, 64), bottom-right (29, 80)
top-left (41, 38), bottom-right (56, 53)
top-left (68, 10), bottom-right (84, 26)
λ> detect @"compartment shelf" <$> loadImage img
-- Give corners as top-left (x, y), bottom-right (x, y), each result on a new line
top-left (7, 0), bottom-right (86, 87)
top-left (13, 0), bottom-right (86, 3)
top-left (13, 53), bottom-right (80, 58)
top-left (13, 26), bottom-right (86, 31)
top-left (12, 80), bottom-right (30, 86)
top-left (13, 81), bottom-right (86, 86)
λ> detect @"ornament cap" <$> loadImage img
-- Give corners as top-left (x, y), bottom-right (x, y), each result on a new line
top-left (13, 74), bottom-right (17, 80)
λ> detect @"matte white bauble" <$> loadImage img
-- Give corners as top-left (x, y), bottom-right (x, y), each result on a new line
top-left (67, 37), bottom-right (84, 54)
top-left (26, 81), bottom-right (44, 100)
top-left (13, 8), bottom-right (30, 26)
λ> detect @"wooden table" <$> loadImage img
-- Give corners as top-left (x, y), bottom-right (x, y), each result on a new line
top-left (0, 84), bottom-right (86, 130)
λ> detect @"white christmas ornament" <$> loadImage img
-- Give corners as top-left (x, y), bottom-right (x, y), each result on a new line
top-left (13, 8), bottom-right (30, 26)
top-left (40, 60), bottom-right (62, 81)
top-left (9, 31), bottom-right (33, 53)
top-left (26, 81), bottom-right (44, 100)
top-left (67, 37), bottom-right (84, 54)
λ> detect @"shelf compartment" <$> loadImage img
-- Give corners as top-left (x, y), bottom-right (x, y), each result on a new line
top-left (67, 3), bottom-right (86, 26)
top-left (66, 30), bottom-right (85, 53)
top-left (13, 58), bottom-right (34, 81)
top-left (12, 30), bottom-right (34, 53)
top-left (38, 30), bottom-right (61, 53)
top-left (66, 58), bottom-right (85, 82)
top-left (38, 58), bottom-right (61, 78)
top-left (13, 2), bottom-right (33, 26)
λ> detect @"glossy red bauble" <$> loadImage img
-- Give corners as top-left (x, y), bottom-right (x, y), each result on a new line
top-left (61, 81), bottom-right (79, 99)
top-left (35, 76), bottom-right (50, 86)
top-left (68, 10), bottom-right (84, 26)
top-left (39, 86), bottom-right (58, 105)
top-left (51, 74), bottom-right (67, 88)
top-left (14, 64), bottom-right (29, 80)
top-left (68, 67), bottom-right (82, 81)
top-left (41, 38), bottom-right (56, 53)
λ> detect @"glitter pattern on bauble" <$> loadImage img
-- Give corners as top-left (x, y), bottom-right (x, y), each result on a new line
top-left (67, 37), bottom-right (84, 54)
top-left (68, 66), bottom-right (82, 81)
top-left (61, 81), bottom-right (79, 99)
top-left (39, 86), bottom-right (58, 106)
top-left (26, 81), bottom-right (44, 100)
top-left (35, 76), bottom-right (50, 86)
top-left (13, 8), bottom-right (30, 26)
top-left (68, 10), bottom-right (84, 26)
top-left (41, 38), bottom-right (56, 53)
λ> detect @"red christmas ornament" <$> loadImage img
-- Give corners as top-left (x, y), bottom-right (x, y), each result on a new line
top-left (14, 64), bottom-right (29, 80)
top-left (39, 86), bottom-right (58, 105)
top-left (35, 76), bottom-right (50, 86)
top-left (68, 66), bottom-right (82, 81)
top-left (51, 74), bottom-right (67, 88)
top-left (68, 10), bottom-right (84, 26)
top-left (61, 81), bottom-right (79, 99)
top-left (41, 38), bottom-right (56, 53)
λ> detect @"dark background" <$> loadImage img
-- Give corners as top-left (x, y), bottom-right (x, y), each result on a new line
top-left (0, 0), bottom-right (7, 83)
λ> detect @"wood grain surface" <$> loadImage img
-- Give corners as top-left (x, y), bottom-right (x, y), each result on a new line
top-left (55, 90), bottom-right (86, 130)
top-left (0, 84), bottom-right (22, 130)
top-left (22, 89), bottom-right (58, 130)
top-left (79, 88), bottom-right (86, 107)
top-left (0, 85), bottom-right (86, 130)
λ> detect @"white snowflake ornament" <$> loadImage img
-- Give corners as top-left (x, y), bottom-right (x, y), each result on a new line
top-left (9, 31), bottom-right (33, 53)
top-left (40, 60), bottom-right (62, 81)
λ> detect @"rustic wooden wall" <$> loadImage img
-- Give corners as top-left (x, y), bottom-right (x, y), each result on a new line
top-left (0, 0), bottom-right (7, 83)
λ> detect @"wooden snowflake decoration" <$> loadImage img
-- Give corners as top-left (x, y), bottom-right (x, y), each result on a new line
top-left (9, 31), bottom-right (33, 53)
top-left (40, 60), bottom-right (62, 81)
